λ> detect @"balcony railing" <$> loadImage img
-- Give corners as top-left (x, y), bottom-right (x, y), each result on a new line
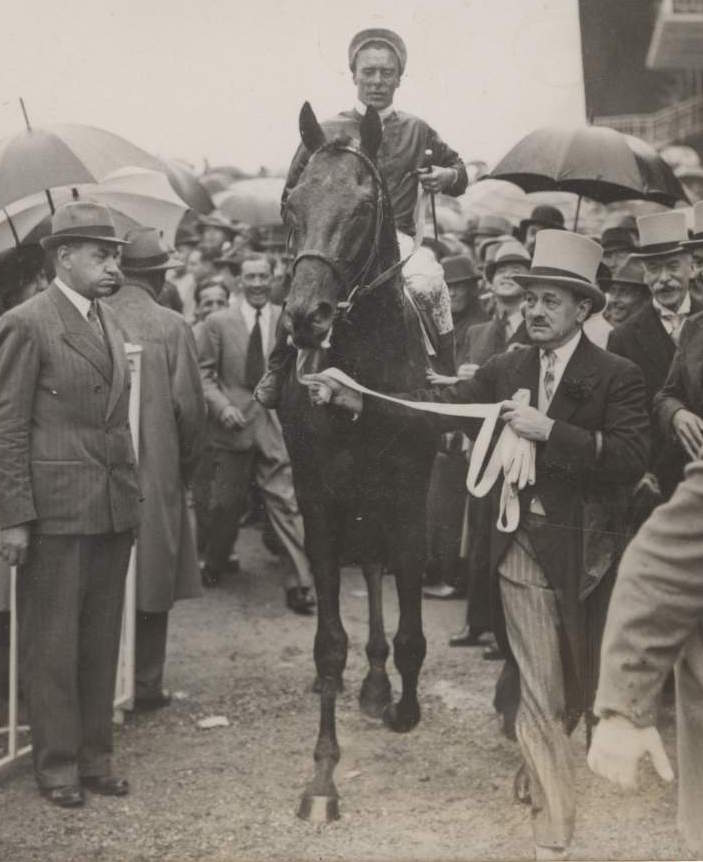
top-left (593, 94), bottom-right (703, 147)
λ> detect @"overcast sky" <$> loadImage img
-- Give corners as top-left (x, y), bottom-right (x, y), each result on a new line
top-left (0, 0), bottom-right (586, 174)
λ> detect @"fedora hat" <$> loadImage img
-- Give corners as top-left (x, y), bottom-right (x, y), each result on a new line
top-left (349, 28), bottom-right (407, 74)
top-left (197, 213), bottom-right (237, 237)
top-left (598, 255), bottom-right (648, 292)
top-left (442, 254), bottom-right (479, 286)
top-left (40, 201), bottom-right (128, 250)
top-left (513, 229), bottom-right (606, 312)
top-left (680, 200), bottom-right (703, 250)
top-left (478, 233), bottom-right (514, 264)
top-left (120, 228), bottom-right (180, 273)
top-left (485, 240), bottom-right (531, 282)
top-left (631, 211), bottom-right (688, 259)
top-left (600, 226), bottom-right (635, 252)
top-left (519, 204), bottom-right (565, 235)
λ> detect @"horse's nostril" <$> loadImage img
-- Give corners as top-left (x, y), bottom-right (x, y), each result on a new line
top-left (313, 302), bottom-right (334, 325)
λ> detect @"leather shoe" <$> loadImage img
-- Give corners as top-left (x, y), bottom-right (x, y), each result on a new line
top-left (448, 625), bottom-right (491, 647)
top-left (41, 785), bottom-right (84, 808)
top-left (482, 643), bottom-right (505, 661)
top-left (286, 586), bottom-right (316, 615)
top-left (81, 775), bottom-right (129, 796)
top-left (134, 690), bottom-right (172, 712)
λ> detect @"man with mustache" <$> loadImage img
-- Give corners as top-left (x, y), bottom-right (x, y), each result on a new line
top-left (0, 203), bottom-right (140, 807)
top-left (311, 231), bottom-right (649, 859)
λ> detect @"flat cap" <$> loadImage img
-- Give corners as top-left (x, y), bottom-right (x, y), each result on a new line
top-left (349, 28), bottom-right (407, 74)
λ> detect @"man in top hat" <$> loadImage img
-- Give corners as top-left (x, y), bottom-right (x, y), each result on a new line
top-left (255, 27), bottom-right (468, 409)
top-left (106, 228), bottom-right (206, 710)
top-left (600, 226), bottom-right (636, 273)
top-left (599, 257), bottom-right (649, 328)
top-left (311, 230), bottom-right (649, 859)
top-left (519, 205), bottom-right (565, 256)
top-left (608, 210), bottom-right (701, 502)
top-left (198, 213), bottom-right (237, 255)
top-left (0, 202), bottom-right (141, 806)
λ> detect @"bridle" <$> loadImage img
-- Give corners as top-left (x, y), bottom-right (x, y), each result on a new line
top-left (287, 142), bottom-right (407, 318)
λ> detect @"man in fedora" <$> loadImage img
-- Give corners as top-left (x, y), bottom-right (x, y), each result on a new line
top-left (106, 227), bottom-right (206, 711)
top-left (197, 213), bottom-right (237, 256)
top-left (600, 226), bottom-right (636, 273)
top-left (0, 202), bottom-right (140, 806)
top-left (255, 27), bottom-right (468, 409)
top-left (608, 211), bottom-right (700, 502)
top-left (312, 230), bottom-right (649, 859)
top-left (599, 257), bottom-right (649, 328)
top-left (519, 204), bottom-right (565, 256)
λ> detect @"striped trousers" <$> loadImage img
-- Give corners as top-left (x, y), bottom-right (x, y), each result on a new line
top-left (499, 528), bottom-right (575, 850)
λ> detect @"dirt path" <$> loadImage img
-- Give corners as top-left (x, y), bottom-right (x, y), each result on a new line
top-left (0, 527), bottom-right (692, 861)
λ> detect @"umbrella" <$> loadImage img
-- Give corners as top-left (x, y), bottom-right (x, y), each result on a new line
top-left (488, 126), bottom-right (688, 225)
top-left (165, 159), bottom-right (214, 214)
top-left (0, 167), bottom-right (188, 252)
top-left (0, 123), bottom-right (163, 210)
top-left (213, 177), bottom-right (285, 227)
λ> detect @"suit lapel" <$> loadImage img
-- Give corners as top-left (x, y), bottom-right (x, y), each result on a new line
top-left (547, 334), bottom-right (599, 423)
top-left (634, 303), bottom-right (674, 379)
top-left (509, 344), bottom-right (539, 405)
top-left (50, 283), bottom-right (113, 383)
top-left (100, 302), bottom-right (126, 420)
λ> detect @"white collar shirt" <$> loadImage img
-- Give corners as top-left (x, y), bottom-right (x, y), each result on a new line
top-left (504, 308), bottom-right (523, 341)
top-left (240, 299), bottom-right (272, 353)
top-left (355, 101), bottom-right (396, 123)
top-left (652, 292), bottom-right (691, 339)
top-left (538, 329), bottom-right (582, 413)
top-left (55, 277), bottom-right (91, 320)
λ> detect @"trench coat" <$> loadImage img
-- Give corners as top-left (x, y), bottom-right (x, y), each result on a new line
top-left (106, 281), bottom-right (206, 612)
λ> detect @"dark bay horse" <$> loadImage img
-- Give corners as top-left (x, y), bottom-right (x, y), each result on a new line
top-left (277, 102), bottom-right (438, 821)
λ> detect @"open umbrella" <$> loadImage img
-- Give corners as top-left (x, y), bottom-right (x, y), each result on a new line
top-left (0, 123), bottom-right (163, 210)
top-left (488, 126), bottom-right (688, 226)
top-left (212, 177), bottom-right (285, 227)
top-left (165, 159), bottom-right (213, 214)
top-left (0, 167), bottom-right (188, 252)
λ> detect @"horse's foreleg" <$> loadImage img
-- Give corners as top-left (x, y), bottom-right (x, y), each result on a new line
top-left (359, 563), bottom-right (391, 718)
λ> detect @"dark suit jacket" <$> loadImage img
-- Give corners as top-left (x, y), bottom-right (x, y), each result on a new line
top-left (367, 334), bottom-right (650, 690)
top-left (653, 310), bottom-right (703, 443)
top-left (463, 317), bottom-right (530, 367)
top-left (0, 282), bottom-right (140, 534)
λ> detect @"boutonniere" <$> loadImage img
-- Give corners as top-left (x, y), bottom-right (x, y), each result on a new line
top-left (561, 377), bottom-right (594, 401)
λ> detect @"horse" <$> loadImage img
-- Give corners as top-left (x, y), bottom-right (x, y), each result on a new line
top-left (276, 102), bottom-right (439, 821)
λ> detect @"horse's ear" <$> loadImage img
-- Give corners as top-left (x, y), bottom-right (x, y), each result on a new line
top-left (359, 106), bottom-right (383, 160)
top-left (299, 102), bottom-right (326, 153)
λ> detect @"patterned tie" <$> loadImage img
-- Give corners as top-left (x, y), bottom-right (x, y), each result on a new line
top-left (86, 301), bottom-right (106, 346)
top-left (245, 308), bottom-right (265, 391)
top-left (542, 349), bottom-right (557, 404)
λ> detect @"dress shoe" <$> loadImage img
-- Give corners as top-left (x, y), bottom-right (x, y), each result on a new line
top-left (41, 785), bottom-right (84, 808)
top-left (423, 583), bottom-right (465, 600)
top-left (81, 775), bottom-right (129, 796)
top-left (286, 586), bottom-right (316, 615)
top-left (134, 690), bottom-right (172, 712)
top-left (448, 625), bottom-right (491, 647)
top-left (482, 642), bottom-right (505, 661)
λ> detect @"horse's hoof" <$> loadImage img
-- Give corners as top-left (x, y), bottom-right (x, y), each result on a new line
top-left (359, 672), bottom-right (391, 719)
top-left (297, 794), bottom-right (340, 822)
top-left (312, 675), bottom-right (344, 694)
top-left (382, 700), bottom-right (420, 733)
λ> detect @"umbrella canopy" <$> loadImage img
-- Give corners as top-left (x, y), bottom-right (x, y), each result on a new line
top-left (0, 167), bottom-right (188, 252)
top-left (213, 177), bottom-right (285, 227)
top-left (165, 159), bottom-right (214, 214)
top-left (0, 124), bottom-right (163, 210)
top-left (488, 125), bottom-right (688, 207)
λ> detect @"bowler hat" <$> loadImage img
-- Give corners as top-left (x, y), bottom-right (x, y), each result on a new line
top-left (442, 254), bottom-right (479, 286)
top-left (631, 211), bottom-right (688, 259)
top-left (349, 28), bottom-right (407, 74)
top-left (197, 213), bottom-right (237, 237)
top-left (680, 200), bottom-right (703, 250)
top-left (519, 204), bottom-right (565, 235)
top-left (598, 256), bottom-right (648, 292)
top-left (120, 227), bottom-right (180, 273)
top-left (485, 240), bottom-right (531, 282)
top-left (600, 227), bottom-right (635, 252)
top-left (513, 229), bottom-right (606, 312)
top-left (40, 201), bottom-right (128, 250)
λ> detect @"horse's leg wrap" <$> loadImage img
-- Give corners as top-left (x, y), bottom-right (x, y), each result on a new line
top-left (359, 563), bottom-right (391, 718)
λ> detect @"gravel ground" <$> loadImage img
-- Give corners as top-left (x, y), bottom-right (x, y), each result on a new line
top-left (0, 526), bottom-right (693, 862)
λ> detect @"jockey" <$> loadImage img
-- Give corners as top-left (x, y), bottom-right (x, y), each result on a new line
top-left (255, 27), bottom-right (468, 407)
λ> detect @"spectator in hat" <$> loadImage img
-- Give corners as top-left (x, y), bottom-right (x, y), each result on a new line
top-left (0, 245), bottom-right (49, 314)
top-left (581, 263), bottom-right (614, 350)
top-left (106, 228), bottom-right (206, 711)
top-left (519, 205), bottom-right (565, 256)
top-left (600, 226), bottom-right (635, 273)
top-left (682, 200), bottom-right (703, 307)
top-left (466, 216), bottom-right (515, 263)
top-left (443, 254), bottom-right (486, 355)
top-left (599, 257), bottom-right (649, 328)
top-left (198, 213), bottom-right (237, 255)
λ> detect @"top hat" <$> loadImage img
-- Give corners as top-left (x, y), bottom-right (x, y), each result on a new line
top-left (513, 229), bottom-right (605, 312)
top-left (349, 28), bottom-right (407, 74)
top-left (600, 226), bottom-right (635, 252)
top-left (631, 211), bottom-right (688, 259)
top-left (598, 256), bottom-right (648, 292)
top-left (468, 214), bottom-right (514, 240)
top-left (40, 202), bottom-right (128, 250)
top-left (485, 240), bottom-right (531, 282)
top-left (442, 254), bottom-right (479, 286)
top-left (120, 227), bottom-right (180, 273)
top-left (519, 204), bottom-right (565, 235)
top-left (680, 200), bottom-right (703, 250)
top-left (197, 213), bottom-right (237, 237)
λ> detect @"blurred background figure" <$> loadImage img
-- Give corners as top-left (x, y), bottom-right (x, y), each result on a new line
top-left (518, 204), bottom-right (564, 256)
top-left (599, 257), bottom-right (649, 328)
top-left (0, 245), bottom-right (49, 314)
top-left (600, 226), bottom-right (636, 272)
top-left (197, 213), bottom-right (238, 255)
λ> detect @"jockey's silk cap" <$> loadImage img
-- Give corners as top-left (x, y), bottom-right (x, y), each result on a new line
top-left (349, 28), bottom-right (407, 74)
top-left (484, 240), bottom-right (531, 282)
top-left (442, 254), bottom-right (479, 285)
top-left (40, 201), bottom-right (129, 249)
top-left (680, 200), bottom-right (703, 249)
top-left (631, 211), bottom-right (688, 259)
top-left (513, 229), bottom-right (606, 312)
top-left (120, 227), bottom-right (181, 273)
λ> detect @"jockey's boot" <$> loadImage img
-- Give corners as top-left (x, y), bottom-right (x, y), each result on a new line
top-left (254, 332), bottom-right (296, 409)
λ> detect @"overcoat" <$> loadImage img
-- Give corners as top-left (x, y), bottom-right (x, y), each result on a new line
top-left (367, 334), bottom-right (650, 709)
top-left (653, 310), bottom-right (703, 440)
top-left (107, 282), bottom-right (205, 612)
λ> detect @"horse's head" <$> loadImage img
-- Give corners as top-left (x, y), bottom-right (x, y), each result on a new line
top-left (283, 102), bottom-right (386, 348)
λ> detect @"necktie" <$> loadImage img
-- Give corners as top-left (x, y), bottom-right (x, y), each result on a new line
top-left (245, 308), bottom-right (265, 391)
top-left (542, 349), bottom-right (557, 404)
top-left (87, 301), bottom-right (106, 345)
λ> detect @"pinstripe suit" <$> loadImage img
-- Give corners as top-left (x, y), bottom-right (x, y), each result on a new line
top-left (0, 282), bottom-right (140, 788)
